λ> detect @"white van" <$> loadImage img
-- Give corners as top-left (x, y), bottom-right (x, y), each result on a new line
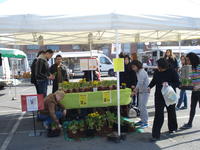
top-left (52, 50), bottom-right (114, 77)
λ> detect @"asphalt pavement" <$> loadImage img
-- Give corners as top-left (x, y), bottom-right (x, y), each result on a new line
top-left (0, 77), bottom-right (200, 150)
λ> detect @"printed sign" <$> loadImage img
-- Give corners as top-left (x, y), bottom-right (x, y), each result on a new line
top-left (103, 91), bottom-right (111, 104)
top-left (21, 94), bottom-right (44, 112)
top-left (79, 94), bottom-right (88, 107)
top-left (113, 58), bottom-right (124, 72)
top-left (80, 58), bottom-right (97, 71)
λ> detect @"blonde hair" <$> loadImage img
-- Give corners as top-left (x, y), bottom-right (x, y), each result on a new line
top-left (54, 90), bottom-right (65, 99)
top-left (165, 49), bottom-right (175, 60)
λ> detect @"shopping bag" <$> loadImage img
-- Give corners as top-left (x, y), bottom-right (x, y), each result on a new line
top-left (161, 85), bottom-right (178, 106)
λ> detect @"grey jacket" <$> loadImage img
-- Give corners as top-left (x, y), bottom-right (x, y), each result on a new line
top-left (136, 68), bottom-right (149, 93)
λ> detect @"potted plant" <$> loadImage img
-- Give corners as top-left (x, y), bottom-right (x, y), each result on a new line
top-left (78, 120), bottom-right (86, 138)
top-left (105, 111), bottom-right (116, 131)
top-left (94, 114), bottom-right (105, 136)
top-left (92, 81), bottom-right (99, 92)
top-left (85, 112), bottom-right (97, 137)
top-left (67, 120), bottom-right (79, 138)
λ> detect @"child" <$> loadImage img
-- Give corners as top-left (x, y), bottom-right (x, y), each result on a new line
top-left (131, 60), bottom-right (150, 128)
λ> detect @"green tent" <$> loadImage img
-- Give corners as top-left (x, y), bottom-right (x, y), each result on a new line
top-left (0, 48), bottom-right (26, 58)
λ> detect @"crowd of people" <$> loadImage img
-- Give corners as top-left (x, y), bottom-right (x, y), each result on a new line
top-left (30, 49), bottom-right (200, 140)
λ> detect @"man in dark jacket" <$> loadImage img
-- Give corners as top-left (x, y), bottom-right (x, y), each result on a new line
top-left (31, 50), bottom-right (46, 93)
top-left (35, 49), bottom-right (54, 97)
top-left (50, 55), bottom-right (69, 93)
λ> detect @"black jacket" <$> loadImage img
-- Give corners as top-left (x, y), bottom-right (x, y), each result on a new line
top-left (149, 68), bottom-right (180, 96)
top-left (30, 58), bottom-right (37, 84)
top-left (165, 57), bottom-right (178, 70)
top-left (50, 64), bottom-right (69, 93)
top-left (35, 57), bottom-right (50, 80)
top-left (120, 63), bottom-right (137, 88)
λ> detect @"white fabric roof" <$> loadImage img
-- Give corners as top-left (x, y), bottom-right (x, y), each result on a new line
top-left (0, 0), bottom-right (200, 45)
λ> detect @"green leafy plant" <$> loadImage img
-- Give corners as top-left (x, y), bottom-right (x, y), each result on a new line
top-left (78, 120), bottom-right (85, 131)
top-left (68, 120), bottom-right (79, 134)
top-left (105, 111), bottom-right (117, 128)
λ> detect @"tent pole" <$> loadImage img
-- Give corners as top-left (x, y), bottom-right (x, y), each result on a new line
top-left (178, 34), bottom-right (182, 58)
top-left (88, 33), bottom-right (93, 81)
top-left (115, 29), bottom-right (121, 136)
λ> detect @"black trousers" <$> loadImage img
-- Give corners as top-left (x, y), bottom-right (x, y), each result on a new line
top-left (188, 91), bottom-right (200, 125)
top-left (152, 95), bottom-right (178, 138)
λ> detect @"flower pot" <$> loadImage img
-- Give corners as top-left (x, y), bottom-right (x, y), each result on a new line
top-left (97, 86), bottom-right (103, 91)
top-left (112, 85), bottom-right (117, 90)
top-left (79, 88), bottom-right (84, 92)
top-left (86, 129), bottom-right (96, 137)
top-left (93, 87), bottom-right (98, 92)
top-left (67, 130), bottom-right (78, 139)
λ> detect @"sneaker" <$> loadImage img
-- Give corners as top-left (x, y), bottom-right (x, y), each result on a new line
top-left (175, 107), bottom-right (180, 111)
top-left (135, 121), bottom-right (143, 126)
top-left (180, 106), bottom-right (187, 110)
top-left (166, 130), bottom-right (177, 136)
top-left (43, 121), bottom-right (49, 130)
top-left (140, 123), bottom-right (149, 129)
top-left (150, 137), bottom-right (160, 142)
top-left (180, 123), bottom-right (192, 129)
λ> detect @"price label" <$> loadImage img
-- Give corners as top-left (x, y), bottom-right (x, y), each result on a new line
top-left (79, 94), bottom-right (88, 106)
top-left (103, 91), bottom-right (111, 104)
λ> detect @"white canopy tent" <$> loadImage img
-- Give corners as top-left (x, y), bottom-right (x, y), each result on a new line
top-left (0, 0), bottom-right (200, 45)
top-left (1, 0), bottom-right (200, 137)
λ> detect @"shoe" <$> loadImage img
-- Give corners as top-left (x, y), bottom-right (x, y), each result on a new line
top-left (135, 121), bottom-right (143, 126)
top-left (140, 123), bottom-right (149, 129)
top-left (180, 106), bottom-right (187, 110)
top-left (180, 123), bottom-right (192, 129)
top-left (166, 130), bottom-right (177, 136)
top-left (175, 107), bottom-right (180, 111)
top-left (150, 137), bottom-right (160, 142)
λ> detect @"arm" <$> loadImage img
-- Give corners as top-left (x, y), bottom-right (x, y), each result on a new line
top-left (136, 71), bottom-right (144, 90)
top-left (148, 70), bottom-right (157, 89)
top-left (35, 59), bottom-right (47, 79)
top-left (129, 70), bottom-right (137, 87)
top-left (48, 103), bottom-right (60, 125)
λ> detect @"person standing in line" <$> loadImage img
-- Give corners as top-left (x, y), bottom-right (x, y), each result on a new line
top-left (176, 56), bottom-right (188, 110)
top-left (131, 60), bottom-right (149, 128)
top-left (164, 49), bottom-right (179, 71)
top-left (35, 49), bottom-right (54, 97)
top-left (148, 58), bottom-right (180, 141)
top-left (31, 50), bottom-right (46, 93)
top-left (50, 55), bottom-right (69, 93)
top-left (180, 53), bottom-right (200, 129)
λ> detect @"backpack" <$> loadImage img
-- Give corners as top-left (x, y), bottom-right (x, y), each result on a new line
top-left (30, 58), bottom-right (37, 84)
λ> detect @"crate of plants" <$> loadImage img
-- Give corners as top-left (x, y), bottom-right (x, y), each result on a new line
top-left (59, 79), bottom-right (118, 94)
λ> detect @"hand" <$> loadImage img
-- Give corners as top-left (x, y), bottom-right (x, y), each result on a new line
top-left (134, 88), bottom-right (138, 95)
top-left (162, 82), bottom-right (168, 86)
top-left (63, 109), bottom-right (67, 117)
top-left (131, 85), bottom-right (135, 89)
top-left (147, 87), bottom-right (151, 93)
top-left (193, 85), bottom-right (200, 91)
top-left (49, 74), bottom-right (55, 80)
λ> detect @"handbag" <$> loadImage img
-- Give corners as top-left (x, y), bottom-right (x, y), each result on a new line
top-left (161, 85), bottom-right (178, 106)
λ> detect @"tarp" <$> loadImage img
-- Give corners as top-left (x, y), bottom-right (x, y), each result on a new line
top-left (0, 48), bottom-right (26, 58)
top-left (0, 0), bottom-right (200, 45)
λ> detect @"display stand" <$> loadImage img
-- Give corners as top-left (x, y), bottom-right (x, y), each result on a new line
top-left (28, 111), bottom-right (42, 136)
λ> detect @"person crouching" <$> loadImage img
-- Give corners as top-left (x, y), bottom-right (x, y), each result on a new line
top-left (38, 90), bottom-right (67, 135)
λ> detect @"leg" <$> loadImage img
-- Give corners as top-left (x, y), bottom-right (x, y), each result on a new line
top-left (138, 93), bottom-right (149, 124)
top-left (177, 90), bottom-right (185, 108)
top-left (152, 96), bottom-right (165, 138)
top-left (183, 91), bottom-right (188, 108)
top-left (166, 104), bottom-right (178, 131)
top-left (188, 92), bottom-right (199, 125)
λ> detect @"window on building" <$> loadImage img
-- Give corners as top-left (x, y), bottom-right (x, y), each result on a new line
top-left (27, 45), bottom-right (40, 50)
top-left (123, 43), bottom-right (131, 53)
top-left (46, 45), bottom-right (60, 51)
top-left (72, 45), bottom-right (80, 50)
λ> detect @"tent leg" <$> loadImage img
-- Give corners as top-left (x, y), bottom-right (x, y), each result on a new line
top-left (115, 30), bottom-right (121, 137)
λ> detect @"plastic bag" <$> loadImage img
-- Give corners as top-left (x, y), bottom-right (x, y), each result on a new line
top-left (161, 85), bottom-right (178, 106)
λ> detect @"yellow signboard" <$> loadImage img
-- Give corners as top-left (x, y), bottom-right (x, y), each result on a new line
top-left (79, 94), bottom-right (88, 106)
top-left (113, 58), bottom-right (124, 72)
top-left (103, 91), bottom-right (111, 104)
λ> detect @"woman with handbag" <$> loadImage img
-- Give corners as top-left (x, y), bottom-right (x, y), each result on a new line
top-left (148, 58), bottom-right (180, 141)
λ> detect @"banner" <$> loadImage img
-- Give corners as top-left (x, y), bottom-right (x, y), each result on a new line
top-left (80, 58), bottom-right (97, 71)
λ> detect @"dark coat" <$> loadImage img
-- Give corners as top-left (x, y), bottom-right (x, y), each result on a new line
top-left (120, 63), bottom-right (137, 88)
top-left (50, 64), bottom-right (69, 93)
top-left (165, 57), bottom-right (178, 70)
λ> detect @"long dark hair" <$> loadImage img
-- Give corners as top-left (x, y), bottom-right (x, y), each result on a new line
top-left (186, 52), bottom-right (200, 69)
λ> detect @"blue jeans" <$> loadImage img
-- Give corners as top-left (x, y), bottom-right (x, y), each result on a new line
top-left (36, 79), bottom-right (48, 97)
top-left (177, 90), bottom-right (187, 108)
top-left (38, 111), bottom-right (63, 126)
